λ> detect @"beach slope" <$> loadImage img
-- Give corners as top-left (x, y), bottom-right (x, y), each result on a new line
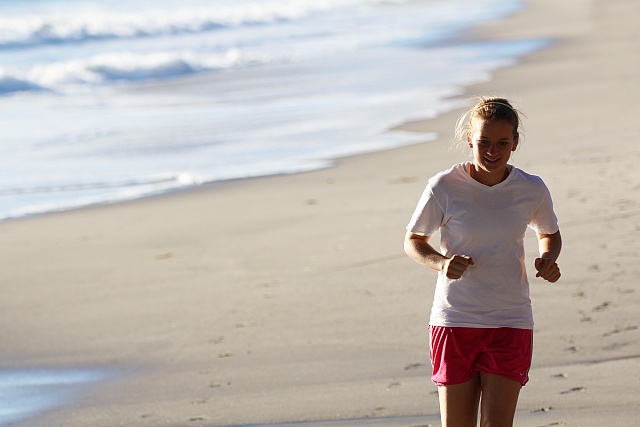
top-left (1, 0), bottom-right (639, 426)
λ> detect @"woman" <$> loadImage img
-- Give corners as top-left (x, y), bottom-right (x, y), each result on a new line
top-left (404, 97), bottom-right (562, 427)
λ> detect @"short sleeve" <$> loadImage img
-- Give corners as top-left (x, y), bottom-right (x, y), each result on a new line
top-left (406, 185), bottom-right (445, 236)
top-left (529, 184), bottom-right (559, 234)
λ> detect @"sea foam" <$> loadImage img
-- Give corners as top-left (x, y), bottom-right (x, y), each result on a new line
top-left (0, 369), bottom-right (110, 425)
top-left (0, 0), bottom-right (365, 48)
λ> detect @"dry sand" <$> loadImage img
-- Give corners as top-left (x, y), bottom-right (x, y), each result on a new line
top-left (1, 0), bottom-right (639, 426)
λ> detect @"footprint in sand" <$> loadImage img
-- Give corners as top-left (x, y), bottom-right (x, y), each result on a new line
top-left (155, 252), bottom-right (173, 260)
top-left (404, 362), bottom-right (425, 371)
top-left (603, 324), bottom-right (638, 337)
top-left (209, 381), bottom-right (232, 388)
top-left (371, 407), bottom-right (386, 416)
top-left (560, 386), bottom-right (586, 394)
top-left (386, 381), bottom-right (403, 391)
top-left (578, 310), bottom-right (592, 322)
top-left (592, 301), bottom-right (612, 311)
top-left (563, 345), bottom-right (581, 353)
top-left (602, 341), bottom-right (632, 351)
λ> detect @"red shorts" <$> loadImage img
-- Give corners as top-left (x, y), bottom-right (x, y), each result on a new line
top-left (429, 326), bottom-right (533, 386)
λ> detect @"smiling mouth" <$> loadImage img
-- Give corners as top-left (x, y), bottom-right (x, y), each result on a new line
top-left (484, 156), bottom-right (500, 164)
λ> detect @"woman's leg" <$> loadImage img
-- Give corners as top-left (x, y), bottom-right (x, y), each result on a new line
top-left (478, 372), bottom-right (522, 427)
top-left (437, 373), bottom-right (481, 427)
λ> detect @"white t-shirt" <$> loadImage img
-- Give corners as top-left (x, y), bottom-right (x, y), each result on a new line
top-left (406, 162), bottom-right (559, 329)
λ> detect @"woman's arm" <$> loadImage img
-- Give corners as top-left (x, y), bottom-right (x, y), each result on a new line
top-left (404, 231), bottom-right (473, 280)
top-left (535, 230), bottom-right (562, 282)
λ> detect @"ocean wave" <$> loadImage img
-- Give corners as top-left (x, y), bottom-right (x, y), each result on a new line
top-left (0, 0), bottom-right (370, 50)
top-left (0, 72), bottom-right (44, 94)
top-left (0, 173), bottom-right (203, 197)
top-left (0, 48), bottom-right (270, 93)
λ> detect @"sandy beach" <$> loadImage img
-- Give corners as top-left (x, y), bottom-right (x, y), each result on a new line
top-left (2, 0), bottom-right (640, 426)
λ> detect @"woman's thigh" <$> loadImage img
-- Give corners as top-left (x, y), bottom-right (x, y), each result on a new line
top-left (437, 373), bottom-right (481, 427)
top-left (479, 372), bottom-right (522, 427)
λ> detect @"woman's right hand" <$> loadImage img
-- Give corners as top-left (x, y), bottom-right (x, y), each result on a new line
top-left (443, 255), bottom-right (474, 279)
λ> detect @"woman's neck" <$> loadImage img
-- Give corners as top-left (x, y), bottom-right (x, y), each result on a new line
top-left (469, 163), bottom-right (511, 186)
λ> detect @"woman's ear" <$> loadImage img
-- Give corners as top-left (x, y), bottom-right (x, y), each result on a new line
top-left (467, 133), bottom-right (473, 148)
top-left (512, 134), bottom-right (519, 151)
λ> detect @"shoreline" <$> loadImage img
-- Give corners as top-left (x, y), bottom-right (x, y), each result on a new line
top-left (0, 2), bottom-right (538, 225)
top-left (2, 1), bottom-right (640, 426)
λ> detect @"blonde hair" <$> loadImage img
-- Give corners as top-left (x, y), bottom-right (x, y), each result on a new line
top-left (454, 97), bottom-right (525, 145)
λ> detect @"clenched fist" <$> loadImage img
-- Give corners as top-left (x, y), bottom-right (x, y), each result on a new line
top-left (535, 257), bottom-right (561, 282)
top-left (443, 254), bottom-right (474, 280)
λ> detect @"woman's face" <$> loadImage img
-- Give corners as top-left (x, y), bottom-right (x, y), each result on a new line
top-left (467, 118), bottom-right (518, 185)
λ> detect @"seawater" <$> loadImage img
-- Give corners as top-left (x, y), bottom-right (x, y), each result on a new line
top-left (0, 0), bottom-right (547, 220)
top-left (0, 369), bottom-right (110, 425)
